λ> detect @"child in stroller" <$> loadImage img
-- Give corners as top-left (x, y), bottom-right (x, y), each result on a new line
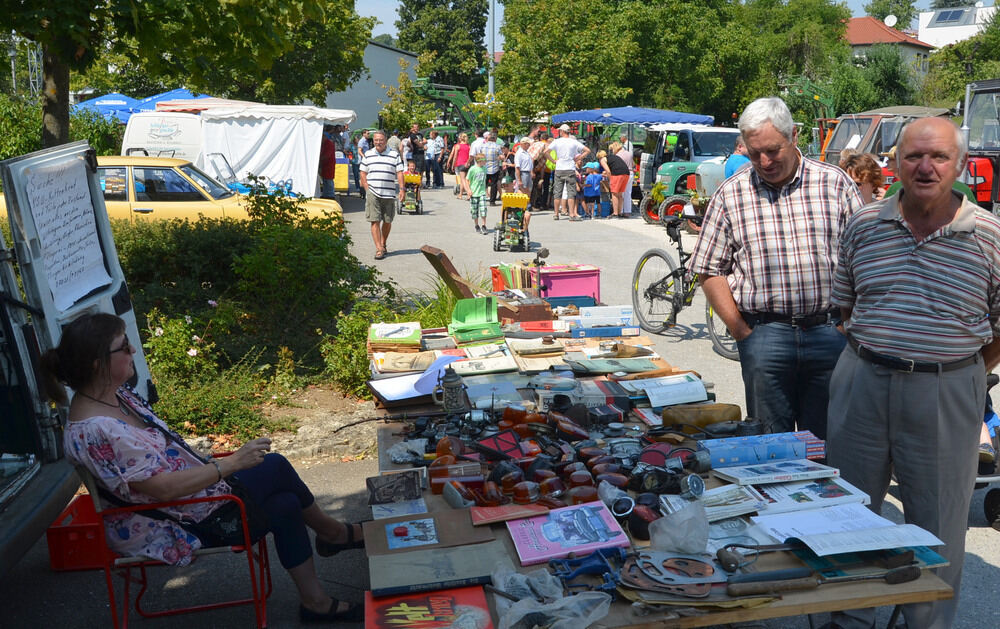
top-left (400, 160), bottom-right (423, 214)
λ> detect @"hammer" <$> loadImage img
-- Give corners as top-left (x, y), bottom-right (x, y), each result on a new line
top-left (727, 565), bottom-right (922, 597)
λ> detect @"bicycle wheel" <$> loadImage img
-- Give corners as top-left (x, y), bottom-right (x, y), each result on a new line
top-left (705, 302), bottom-right (740, 361)
top-left (632, 248), bottom-right (681, 334)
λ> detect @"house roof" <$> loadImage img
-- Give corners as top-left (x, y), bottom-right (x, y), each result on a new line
top-left (846, 17), bottom-right (935, 50)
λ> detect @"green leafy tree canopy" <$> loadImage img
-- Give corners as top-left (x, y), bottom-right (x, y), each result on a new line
top-left (864, 0), bottom-right (918, 29)
top-left (378, 59), bottom-right (440, 133)
top-left (396, 0), bottom-right (487, 92)
top-left (0, 1), bottom-right (327, 146)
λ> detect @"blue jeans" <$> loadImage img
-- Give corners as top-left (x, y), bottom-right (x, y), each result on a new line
top-left (231, 453), bottom-right (315, 569)
top-left (425, 156), bottom-right (443, 187)
top-left (735, 318), bottom-right (846, 439)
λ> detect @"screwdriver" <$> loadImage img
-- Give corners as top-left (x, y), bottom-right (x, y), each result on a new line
top-left (727, 565), bottom-right (922, 597)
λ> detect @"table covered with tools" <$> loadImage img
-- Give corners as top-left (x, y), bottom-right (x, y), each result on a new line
top-left (357, 249), bottom-right (951, 628)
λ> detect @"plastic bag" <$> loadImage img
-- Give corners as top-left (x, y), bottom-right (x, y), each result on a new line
top-left (649, 500), bottom-right (708, 554)
top-left (497, 590), bottom-right (612, 629)
top-left (491, 567), bottom-right (564, 617)
top-left (597, 480), bottom-right (629, 508)
top-left (386, 438), bottom-right (426, 465)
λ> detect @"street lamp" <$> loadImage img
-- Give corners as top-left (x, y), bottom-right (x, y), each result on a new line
top-left (7, 32), bottom-right (17, 95)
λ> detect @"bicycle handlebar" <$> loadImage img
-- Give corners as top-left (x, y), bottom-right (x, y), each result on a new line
top-left (661, 213), bottom-right (704, 228)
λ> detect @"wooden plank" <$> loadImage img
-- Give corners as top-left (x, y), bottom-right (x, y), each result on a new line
top-left (420, 245), bottom-right (477, 299)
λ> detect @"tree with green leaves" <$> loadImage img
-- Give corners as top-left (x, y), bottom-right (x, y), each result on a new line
top-left (372, 34), bottom-right (397, 47)
top-left (396, 0), bottom-right (487, 92)
top-left (378, 59), bottom-right (440, 133)
top-left (496, 0), bottom-right (636, 123)
top-left (930, 0), bottom-right (969, 8)
top-left (0, 1), bottom-right (326, 148)
top-left (921, 11), bottom-right (1000, 108)
top-left (864, 0), bottom-right (918, 29)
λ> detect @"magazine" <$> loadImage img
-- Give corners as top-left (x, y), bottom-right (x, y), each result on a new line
top-left (506, 501), bottom-right (630, 566)
top-left (364, 586), bottom-right (494, 628)
top-left (753, 476), bottom-right (870, 515)
top-left (660, 484), bottom-right (768, 522)
top-left (713, 459), bottom-right (840, 485)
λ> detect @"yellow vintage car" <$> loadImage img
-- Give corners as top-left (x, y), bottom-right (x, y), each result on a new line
top-left (94, 155), bottom-right (342, 221)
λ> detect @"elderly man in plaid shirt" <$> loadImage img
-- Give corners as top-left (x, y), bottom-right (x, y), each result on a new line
top-left (688, 97), bottom-right (864, 439)
top-left (482, 131), bottom-right (502, 205)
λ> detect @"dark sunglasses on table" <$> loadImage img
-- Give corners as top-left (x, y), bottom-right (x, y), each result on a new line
top-left (109, 337), bottom-right (132, 354)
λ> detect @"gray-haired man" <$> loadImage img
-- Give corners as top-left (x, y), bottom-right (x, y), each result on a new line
top-left (688, 97), bottom-right (864, 439)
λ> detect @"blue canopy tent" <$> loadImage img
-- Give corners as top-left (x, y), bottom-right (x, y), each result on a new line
top-left (551, 106), bottom-right (713, 127)
top-left (72, 92), bottom-right (139, 123)
top-left (133, 88), bottom-right (211, 113)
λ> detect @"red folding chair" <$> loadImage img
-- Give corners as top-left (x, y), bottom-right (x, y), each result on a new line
top-left (74, 462), bottom-right (273, 628)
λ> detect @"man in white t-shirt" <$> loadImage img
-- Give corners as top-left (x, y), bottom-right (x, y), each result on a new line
top-left (548, 124), bottom-right (590, 220)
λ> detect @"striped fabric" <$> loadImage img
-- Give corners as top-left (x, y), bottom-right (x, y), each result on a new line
top-left (359, 147), bottom-right (403, 199)
top-left (833, 193), bottom-right (1000, 362)
top-left (689, 152), bottom-right (865, 315)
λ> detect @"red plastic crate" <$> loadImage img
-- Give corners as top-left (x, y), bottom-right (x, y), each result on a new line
top-left (47, 495), bottom-right (114, 571)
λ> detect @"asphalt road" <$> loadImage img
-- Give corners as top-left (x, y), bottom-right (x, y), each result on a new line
top-left (3, 178), bottom-right (998, 628)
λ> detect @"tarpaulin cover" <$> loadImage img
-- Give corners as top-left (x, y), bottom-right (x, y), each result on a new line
top-left (73, 93), bottom-right (139, 123)
top-left (199, 106), bottom-right (357, 196)
top-left (133, 89), bottom-right (211, 113)
top-left (155, 97), bottom-right (261, 112)
top-left (551, 106), bottom-right (713, 128)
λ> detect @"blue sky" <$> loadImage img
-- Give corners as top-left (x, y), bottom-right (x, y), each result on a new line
top-left (359, 1), bottom-right (901, 44)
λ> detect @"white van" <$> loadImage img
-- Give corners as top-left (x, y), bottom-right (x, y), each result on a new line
top-left (0, 141), bottom-right (156, 577)
top-left (121, 112), bottom-right (203, 164)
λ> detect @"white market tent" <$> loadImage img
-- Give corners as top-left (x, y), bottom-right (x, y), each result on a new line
top-left (164, 102), bottom-right (356, 196)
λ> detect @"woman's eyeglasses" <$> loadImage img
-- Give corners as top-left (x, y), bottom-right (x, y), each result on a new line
top-left (109, 337), bottom-right (132, 354)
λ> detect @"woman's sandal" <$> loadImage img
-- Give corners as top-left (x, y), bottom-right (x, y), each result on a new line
top-left (315, 523), bottom-right (365, 557)
top-left (299, 599), bottom-right (364, 623)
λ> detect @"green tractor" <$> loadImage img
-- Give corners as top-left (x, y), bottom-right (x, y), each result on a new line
top-left (636, 125), bottom-right (740, 224)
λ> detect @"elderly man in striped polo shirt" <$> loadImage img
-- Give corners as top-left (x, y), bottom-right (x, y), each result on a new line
top-left (359, 130), bottom-right (405, 260)
top-left (825, 117), bottom-right (1000, 629)
top-left (689, 97), bottom-right (864, 440)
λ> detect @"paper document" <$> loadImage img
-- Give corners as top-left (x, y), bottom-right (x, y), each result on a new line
top-left (641, 373), bottom-right (708, 407)
top-left (752, 503), bottom-right (944, 556)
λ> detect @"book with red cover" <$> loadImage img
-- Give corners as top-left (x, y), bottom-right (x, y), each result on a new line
top-left (470, 503), bottom-right (549, 526)
top-left (505, 501), bottom-right (630, 566)
top-left (364, 585), bottom-right (494, 628)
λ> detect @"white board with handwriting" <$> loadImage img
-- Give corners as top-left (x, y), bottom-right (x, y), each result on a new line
top-left (24, 157), bottom-right (112, 311)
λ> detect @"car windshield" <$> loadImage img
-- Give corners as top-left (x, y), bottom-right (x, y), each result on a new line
top-left (823, 117), bottom-right (874, 161)
top-left (180, 164), bottom-right (235, 200)
top-left (692, 131), bottom-right (740, 157)
top-left (967, 91), bottom-right (1000, 152)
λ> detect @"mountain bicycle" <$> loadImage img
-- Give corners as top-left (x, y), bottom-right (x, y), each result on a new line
top-left (630, 214), bottom-right (739, 360)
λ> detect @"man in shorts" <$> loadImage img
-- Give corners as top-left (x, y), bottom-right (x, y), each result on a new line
top-left (548, 124), bottom-right (589, 219)
top-left (359, 130), bottom-right (405, 260)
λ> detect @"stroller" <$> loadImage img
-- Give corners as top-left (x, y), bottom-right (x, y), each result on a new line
top-left (398, 173), bottom-right (423, 214)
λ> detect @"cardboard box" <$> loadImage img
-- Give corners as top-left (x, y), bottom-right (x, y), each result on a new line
top-left (528, 265), bottom-right (601, 302)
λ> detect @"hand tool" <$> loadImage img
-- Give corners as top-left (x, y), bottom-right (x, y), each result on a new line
top-left (717, 542), bottom-right (806, 572)
top-left (726, 565), bottom-right (922, 597)
top-left (548, 547), bottom-right (626, 594)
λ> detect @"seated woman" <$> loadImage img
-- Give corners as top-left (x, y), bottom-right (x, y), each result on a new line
top-left (40, 313), bottom-right (364, 623)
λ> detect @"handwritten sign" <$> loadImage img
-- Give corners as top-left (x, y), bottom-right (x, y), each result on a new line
top-left (24, 157), bottom-right (111, 311)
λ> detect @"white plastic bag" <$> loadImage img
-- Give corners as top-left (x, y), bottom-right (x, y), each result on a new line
top-left (649, 500), bottom-right (708, 554)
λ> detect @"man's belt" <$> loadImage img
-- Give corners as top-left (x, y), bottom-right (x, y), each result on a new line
top-left (848, 337), bottom-right (980, 373)
top-left (741, 309), bottom-right (838, 328)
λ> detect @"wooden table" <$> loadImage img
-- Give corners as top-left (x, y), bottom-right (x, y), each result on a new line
top-left (374, 423), bottom-right (951, 628)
